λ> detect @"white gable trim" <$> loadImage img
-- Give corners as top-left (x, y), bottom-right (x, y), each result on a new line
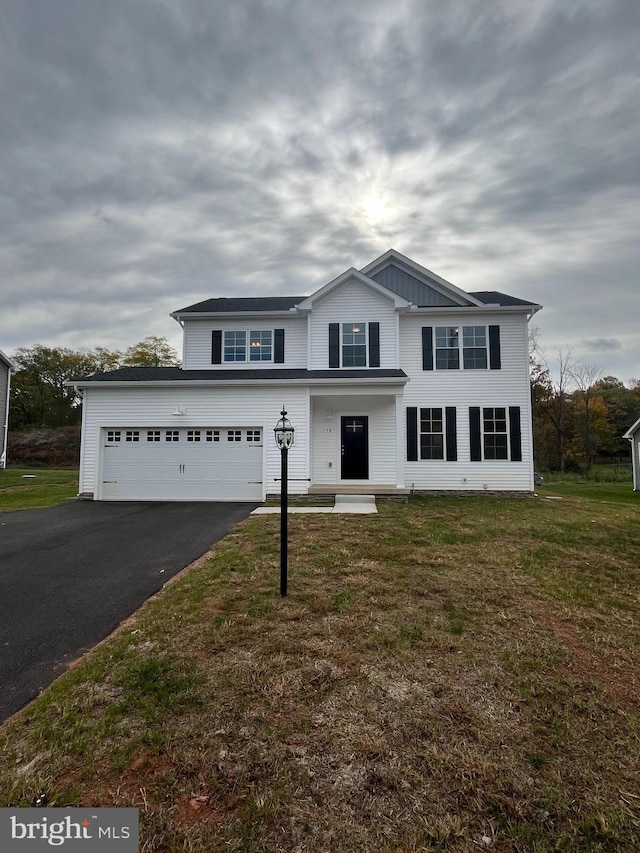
top-left (0, 349), bottom-right (16, 370)
top-left (361, 249), bottom-right (485, 308)
top-left (623, 416), bottom-right (640, 439)
top-left (296, 268), bottom-right (411, 311)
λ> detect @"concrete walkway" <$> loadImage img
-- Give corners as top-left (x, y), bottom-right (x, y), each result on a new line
top-left (251, 495), bottom-right (377, 515)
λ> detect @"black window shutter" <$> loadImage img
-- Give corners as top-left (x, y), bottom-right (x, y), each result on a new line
top-left (368, 322), bottom-right (380, 367)
top-left (211, 330), bottom-right (222, 364)
top-left (489, 326), bottom-right (501, 370)
top-left (469, 407), bottom-right (482, 461)
top-left (509, 406), bottom-right (522, 462)
top-left (328, 323), bottom-right (340, 368)
top-left (274, 328), bottom-right (285, 363)
top-left (445, 407), bottom-right (457, 461)
top-left (422, 327), bottom-right (433, 371)
top-left (406, 407), bottom-right (418, 461)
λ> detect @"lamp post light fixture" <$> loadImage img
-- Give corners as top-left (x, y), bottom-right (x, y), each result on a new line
top-left (273, 407), bottom-right (295, 597)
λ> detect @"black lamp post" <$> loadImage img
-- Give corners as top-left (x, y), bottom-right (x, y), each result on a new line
top-left (273, 407), bottom-right (295, 597)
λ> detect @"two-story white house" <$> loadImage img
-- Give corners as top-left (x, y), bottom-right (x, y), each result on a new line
top-left (72, 250), bottom-right (541, 501)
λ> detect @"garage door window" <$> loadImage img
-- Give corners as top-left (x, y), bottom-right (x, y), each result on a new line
top-left (187, 430), bottom-right (201, 442)
top-left (227, 430), bottom-right (242, 442)
top-left (107, 430), bottom-right (121, 442)
top-left (126, 431), bottom-right (140, 442)
top-left (147, 430), bottom-right (161, 442)
top-left (246, 430), bottom-right (261, 442)
top-left (165, 430), bottom-right (179, 442)
top-left (206, 430), bottom-right (220, 442)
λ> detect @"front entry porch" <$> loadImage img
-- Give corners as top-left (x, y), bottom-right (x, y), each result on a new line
top-left (309, 390), bottom-right (406, 494)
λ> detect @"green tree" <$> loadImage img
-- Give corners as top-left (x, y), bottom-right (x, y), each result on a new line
top-left (122, 336), bottom-right (180, 367)
top-left (9, 346), bottom-right (98, 429)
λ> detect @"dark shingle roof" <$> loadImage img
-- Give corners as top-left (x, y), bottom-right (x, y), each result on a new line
top-left (469, 291), bottom-right (539, 307)
top-left (173, 297), bottom-right (306, 314)
top-left (75, 367), bottom-right (407, 383)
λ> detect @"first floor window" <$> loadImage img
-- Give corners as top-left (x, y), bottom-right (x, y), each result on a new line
top-left (420, 408), bottom-right (444, 460)
top-left (407, 406), bottom-right (457, 462)
top-left (483, 408), bottom-right (508, 460)
top-left (469, 405), bottom-right (521, 462)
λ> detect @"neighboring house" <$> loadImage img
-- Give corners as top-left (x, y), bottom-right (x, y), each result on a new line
top-left (623, 417), bottom-right (640, 491)
top-left (72, 250), bottom-right (542, 501)
top-left (0, 349), bottom-right (16, 469)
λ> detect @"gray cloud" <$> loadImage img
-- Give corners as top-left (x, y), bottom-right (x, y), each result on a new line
top-left (0, 0), bottom-right (639, 383)
top-left (582, 338), bottom-right (622, 352)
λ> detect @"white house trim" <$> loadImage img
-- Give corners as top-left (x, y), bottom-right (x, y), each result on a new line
top-left (623, 417), bottom-right (640, 491)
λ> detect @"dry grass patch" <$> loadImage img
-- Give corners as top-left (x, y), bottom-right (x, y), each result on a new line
top-left (1, 496), bottom-right (640, 851)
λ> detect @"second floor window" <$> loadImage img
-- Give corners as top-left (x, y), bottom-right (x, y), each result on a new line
top-left (435, 327), bottom-right (459, 369)
top-left (223, 330), bottom-right (273, 362)
top-left (428, 325), bottom-right (497, 371)
top-left (342, 322), bottom-right (367, 367)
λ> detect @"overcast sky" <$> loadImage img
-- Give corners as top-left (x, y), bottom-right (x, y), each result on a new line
top-left (1, 0), bottom-right (638, 382)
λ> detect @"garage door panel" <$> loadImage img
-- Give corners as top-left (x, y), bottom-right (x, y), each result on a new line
top-left (101, 428), bottom-right (263, 501)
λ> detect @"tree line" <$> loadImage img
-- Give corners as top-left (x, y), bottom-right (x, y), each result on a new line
top-left (8, 336), bottom-right (179, 430)
top-left (530, 331), bottom-right (639, 471)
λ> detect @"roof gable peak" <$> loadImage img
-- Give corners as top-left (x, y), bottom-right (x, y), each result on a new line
top-left (296, 267), bottom-right (411, 311)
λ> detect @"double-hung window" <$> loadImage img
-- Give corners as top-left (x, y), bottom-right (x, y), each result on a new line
top-left (469, 406), bottom-right (521, 462)
top-left (435, 327), bottom-right (460, 369)
top-left (249, 330), bottom-right (272, 361)
top-left (483, 408), bottom-right (508, 459)
top-left (224, 331), bottom-right (247, 362)
top-left (420, 408), bottom-right (444, 460)
top-left (424, 325), bottom-right (499, 371)
top-left (342, 322), bottom-right (367, 367)
top-left (463, 326), bottom-right (488, 369)
top-left (222, 330), bottom-right (273, 362)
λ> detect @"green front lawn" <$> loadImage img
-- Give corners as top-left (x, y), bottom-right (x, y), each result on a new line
top-left (0, 468), bottom-right (78, 511)
top-left (539, 480), bottom-right (639, 504)
top-left (1, 492), bottom-right (640, 850)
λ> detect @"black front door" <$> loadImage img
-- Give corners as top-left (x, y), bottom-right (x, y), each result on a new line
top-left (341, 416), bottom-right (369, 479)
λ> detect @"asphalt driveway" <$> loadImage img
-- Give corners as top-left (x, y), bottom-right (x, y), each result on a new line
top-left (0, 500), bottom-right (258, 723)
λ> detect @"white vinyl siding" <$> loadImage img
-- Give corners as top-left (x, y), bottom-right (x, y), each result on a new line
top-left (182, 317), bottom-right (307, 369)
top-left (308, 278), bottom-right (398, 370)
top-left (80, 385), bottom-right (309, 499)
top-left (401, 312), bottom-right (534, 491)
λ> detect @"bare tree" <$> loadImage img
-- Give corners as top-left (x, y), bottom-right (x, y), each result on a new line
top-left (569, 361), bottom-right (603, 469)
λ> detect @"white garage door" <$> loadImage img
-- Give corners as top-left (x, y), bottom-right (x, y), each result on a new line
top-left (100, 427), bottom-right (263, 501)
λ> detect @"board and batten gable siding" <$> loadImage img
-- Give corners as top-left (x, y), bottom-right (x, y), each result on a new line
top-left (79, 385), bottom-right (309, 498)
top-left (308, 279), bottom-right (399, 370)
top-left (0, 362), bottom-right (9, 467)
top-left (181, 316), bottom-right (307, 370)
top-left (399, 311), bottom-right (534, 490)
top-left (311, 393), bottom-right (399, 486)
